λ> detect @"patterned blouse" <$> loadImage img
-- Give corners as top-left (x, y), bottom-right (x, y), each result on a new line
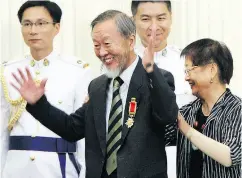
top-left (165, 89), bottom-right (241, 178)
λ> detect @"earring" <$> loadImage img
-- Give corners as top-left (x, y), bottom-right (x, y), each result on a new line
top-left (210, 78), bottom-right (213, 83)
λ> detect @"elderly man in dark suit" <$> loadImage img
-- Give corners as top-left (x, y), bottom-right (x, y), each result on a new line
top-left (11, 10), bottom-right (178, 178)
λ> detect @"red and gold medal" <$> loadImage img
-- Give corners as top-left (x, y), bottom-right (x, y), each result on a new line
top-left (125, 97), bottom-right (137, 128)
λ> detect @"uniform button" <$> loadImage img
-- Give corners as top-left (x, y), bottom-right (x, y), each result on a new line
top-left (35, 71), bottom-right (40, 75)
top-left (30, 155), bottom-right (35, 161)
top-left (58, 100), bottom-right (63, 104)
top-left (31, 135), bottom-right (36, 138)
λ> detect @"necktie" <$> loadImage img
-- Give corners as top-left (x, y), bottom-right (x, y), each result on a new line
top-left (106, 77), bottom-right (123, 175)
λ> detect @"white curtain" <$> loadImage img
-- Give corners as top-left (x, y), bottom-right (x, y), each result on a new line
top-left (1, 0), bottom-right (242, 97)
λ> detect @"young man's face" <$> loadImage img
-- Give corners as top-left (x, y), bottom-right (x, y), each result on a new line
top-left (91, 19), bottom-right (135, 78)
top-left (21, 6), bottom-right (60, 51)
top-left (134, 2), bottom-right (172, 49)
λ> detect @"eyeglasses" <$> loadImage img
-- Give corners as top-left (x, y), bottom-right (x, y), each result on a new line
top-left (21, 20), bottom-right (56, 30)
top-left (184, 66), bottom-right (198, 76)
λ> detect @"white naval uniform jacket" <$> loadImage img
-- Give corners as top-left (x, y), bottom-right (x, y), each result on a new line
top-left (136, 45), bottom-right (196, 178)
top-left (0, 51), bottom-right (92, 178)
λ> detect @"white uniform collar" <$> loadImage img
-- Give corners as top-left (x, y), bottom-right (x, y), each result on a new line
top-left (29, 50), bottom-right (58, 68)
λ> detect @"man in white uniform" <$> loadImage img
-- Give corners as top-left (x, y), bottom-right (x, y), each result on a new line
top-left (131, 1), bottom-right (196, 177)
top-left (0, 1), bottom-right (91, 178)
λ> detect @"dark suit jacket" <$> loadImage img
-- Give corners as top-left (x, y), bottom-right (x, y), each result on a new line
top-left (27, 58), bottom-right (178, 178)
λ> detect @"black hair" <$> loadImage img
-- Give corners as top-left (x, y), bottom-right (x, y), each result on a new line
top-left (131, 0), bottom-right (171, 16)
top-left (181, 38), bottom-right (233, 84)
top-left (17, 0), bottom-right (62, 23)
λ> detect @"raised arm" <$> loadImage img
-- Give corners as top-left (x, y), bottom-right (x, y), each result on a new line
top-left (147, 66), bottom-right (178, 124)
top-left (141, 25), bottom-right (178, 124)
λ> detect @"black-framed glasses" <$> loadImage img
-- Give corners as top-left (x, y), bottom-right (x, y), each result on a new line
top-left (21, 20), bottom-right (56, 30)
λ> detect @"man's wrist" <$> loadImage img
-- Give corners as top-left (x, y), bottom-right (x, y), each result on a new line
top-left (144, 62), bottom-right (154, 73)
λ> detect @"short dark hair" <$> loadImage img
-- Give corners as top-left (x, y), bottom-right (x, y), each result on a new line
top-left (181, 38), bottom-right (233, 84)
top-left (91, 10), bottom-right (136, 39)
top-left (17, 0), bottom-right (62, 23)
top-left (131, 0), bottom-right (172, 16)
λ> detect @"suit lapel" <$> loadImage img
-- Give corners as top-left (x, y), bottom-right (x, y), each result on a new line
top-left (93, 58), bottom-right (146, 154)
top-left (121, 58), bottom-right (145, 145)
top-left (93, 76), bottom-right (110, 157)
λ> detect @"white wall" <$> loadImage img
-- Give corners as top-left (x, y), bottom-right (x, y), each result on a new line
top-left (1, 0), bottom-right (242, 97)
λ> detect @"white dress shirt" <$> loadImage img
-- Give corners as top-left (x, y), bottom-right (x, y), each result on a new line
top-left (105, 56), bottom-right (139, 134)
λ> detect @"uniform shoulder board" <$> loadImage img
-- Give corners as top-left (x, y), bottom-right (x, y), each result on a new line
top-left (1, 58), bottom-right (28, 67)
top-left (60, 55), bottom-right (90, 69)
top-left (168, 45), bottom-right (182, 54)
top-left (2, 61), bottom-right (8, 66)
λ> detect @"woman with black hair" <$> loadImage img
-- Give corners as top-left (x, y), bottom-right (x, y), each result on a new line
top-left (175, 38), bottom-right (241, 178)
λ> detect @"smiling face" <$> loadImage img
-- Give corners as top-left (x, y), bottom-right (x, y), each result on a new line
top-left (92, 19), bottom-right (135, 78)
top-left (21, 6), bottom-right (60, 51)
top-left (184, 56), bottom-right (217, 97)
top-left (134, 2), bottom-right (172, 51)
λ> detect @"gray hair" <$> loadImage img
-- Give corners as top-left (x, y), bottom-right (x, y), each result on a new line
top-left (91, 10), bottom-right (136, 39)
